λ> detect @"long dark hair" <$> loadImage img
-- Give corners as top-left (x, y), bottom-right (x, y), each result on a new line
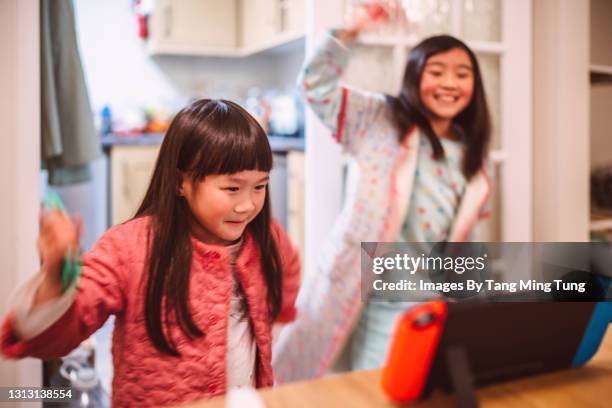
top-left (386, 35), bottom-right (491, 179)
top-left (134, 99), bottom-right (283, 356)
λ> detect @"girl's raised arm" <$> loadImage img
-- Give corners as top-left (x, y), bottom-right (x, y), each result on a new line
top-left (1, 225), bottom-right (128, 360)
top-left (298, 3), bottom-right (391, 156)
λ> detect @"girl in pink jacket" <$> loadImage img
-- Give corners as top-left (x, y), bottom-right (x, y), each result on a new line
top-left (1, 99), bottom-right (301, 407)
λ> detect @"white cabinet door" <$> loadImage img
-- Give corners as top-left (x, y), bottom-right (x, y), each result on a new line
top-left (149, 0), bottom-right (303, 55)
top-left (283, 0), bottom-right (305, 35)
top-left (111, 145), bottom-right (160, 226)
top-left (151, 0), bottom-right (237, 49)
top-left (241, 0), bottom-right (279, 48)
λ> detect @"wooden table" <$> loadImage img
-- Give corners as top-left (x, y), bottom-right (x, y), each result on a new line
top-left (181, 330), bottom-right (612, 407)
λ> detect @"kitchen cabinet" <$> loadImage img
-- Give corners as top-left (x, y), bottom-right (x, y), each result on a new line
top-left (241, 0), bottom-right (305, 50)
top-left (110, 145), bottom-right (160, 226)
top-left (285, 0), bottom-right (306, 35)
top-left (241, 0), bottom-right (279, 50)
top-left (148, 0), bottom-right (238, 55)
top-left (148, 0), bottom-right (304, 57)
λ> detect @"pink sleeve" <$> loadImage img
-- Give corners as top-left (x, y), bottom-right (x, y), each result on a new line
top-left (1, 227), bottom-right (127, 360)
top-left (271, 221), bottom-right (301, 323)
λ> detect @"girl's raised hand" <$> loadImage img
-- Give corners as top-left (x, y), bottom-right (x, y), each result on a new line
top-left (342, 1), bottom-right (393, 41)
top-left (37, 209), bottom-right (82, 294)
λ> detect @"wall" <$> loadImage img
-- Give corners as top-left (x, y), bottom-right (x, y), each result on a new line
top-left (0, 0), bottom-right (42, 396)
top-left (73, 0), bottom-right (305, 115)
top-left (532, 0), bottom-right (590, 241)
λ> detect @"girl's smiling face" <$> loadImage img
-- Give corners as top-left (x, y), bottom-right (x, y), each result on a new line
top-left (419, 47), bottom-right (475, 122)
top-left (180, 170), bottom-right (269, 246)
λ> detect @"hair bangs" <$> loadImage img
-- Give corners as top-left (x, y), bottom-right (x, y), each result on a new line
top-left (179, 100), bottom-right (273, 180)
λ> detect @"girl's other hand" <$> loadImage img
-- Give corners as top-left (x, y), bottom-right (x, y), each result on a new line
top-left (37, 209), bottom-right (82, 296)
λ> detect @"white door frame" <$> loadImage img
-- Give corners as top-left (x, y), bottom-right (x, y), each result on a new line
top-left (532, 0), bottom-right (590, 241)
top-left (0, 0), bottom-right (42, 396)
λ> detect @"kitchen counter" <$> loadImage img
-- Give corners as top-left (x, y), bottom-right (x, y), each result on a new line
top-left (101, 133), bottom-right (304, 152)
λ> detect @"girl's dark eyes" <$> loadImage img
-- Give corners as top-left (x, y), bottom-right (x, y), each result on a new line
top-left (426, 71), bottom-right (471, 80)
top-left (223, 184), bottom-right (267, 192)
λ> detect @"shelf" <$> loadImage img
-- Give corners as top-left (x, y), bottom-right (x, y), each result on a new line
top-left (358, 34), bottom-right (414, 47)
top-left (590, 64), bottom-right (612, 75)
top-left (590, 218), bottom-right (612, 232)
top-left (148, 32), bottom-right (304, 58)
top-left (357, 35), bottom-right (505, 55)
top-left (101, 133), bottom-right (164, 148)
top-left (101, 133), bottom-right (304, 152)
top-left (590, 209), bottom-right (612, 232)
top-left (147, 43), bottom-right (239, 58)
top-left (590, 65), bottom-right (612, 84)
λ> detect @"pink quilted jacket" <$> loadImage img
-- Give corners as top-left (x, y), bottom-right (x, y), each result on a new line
top-left (1, 216), bottom-right (300, 407)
